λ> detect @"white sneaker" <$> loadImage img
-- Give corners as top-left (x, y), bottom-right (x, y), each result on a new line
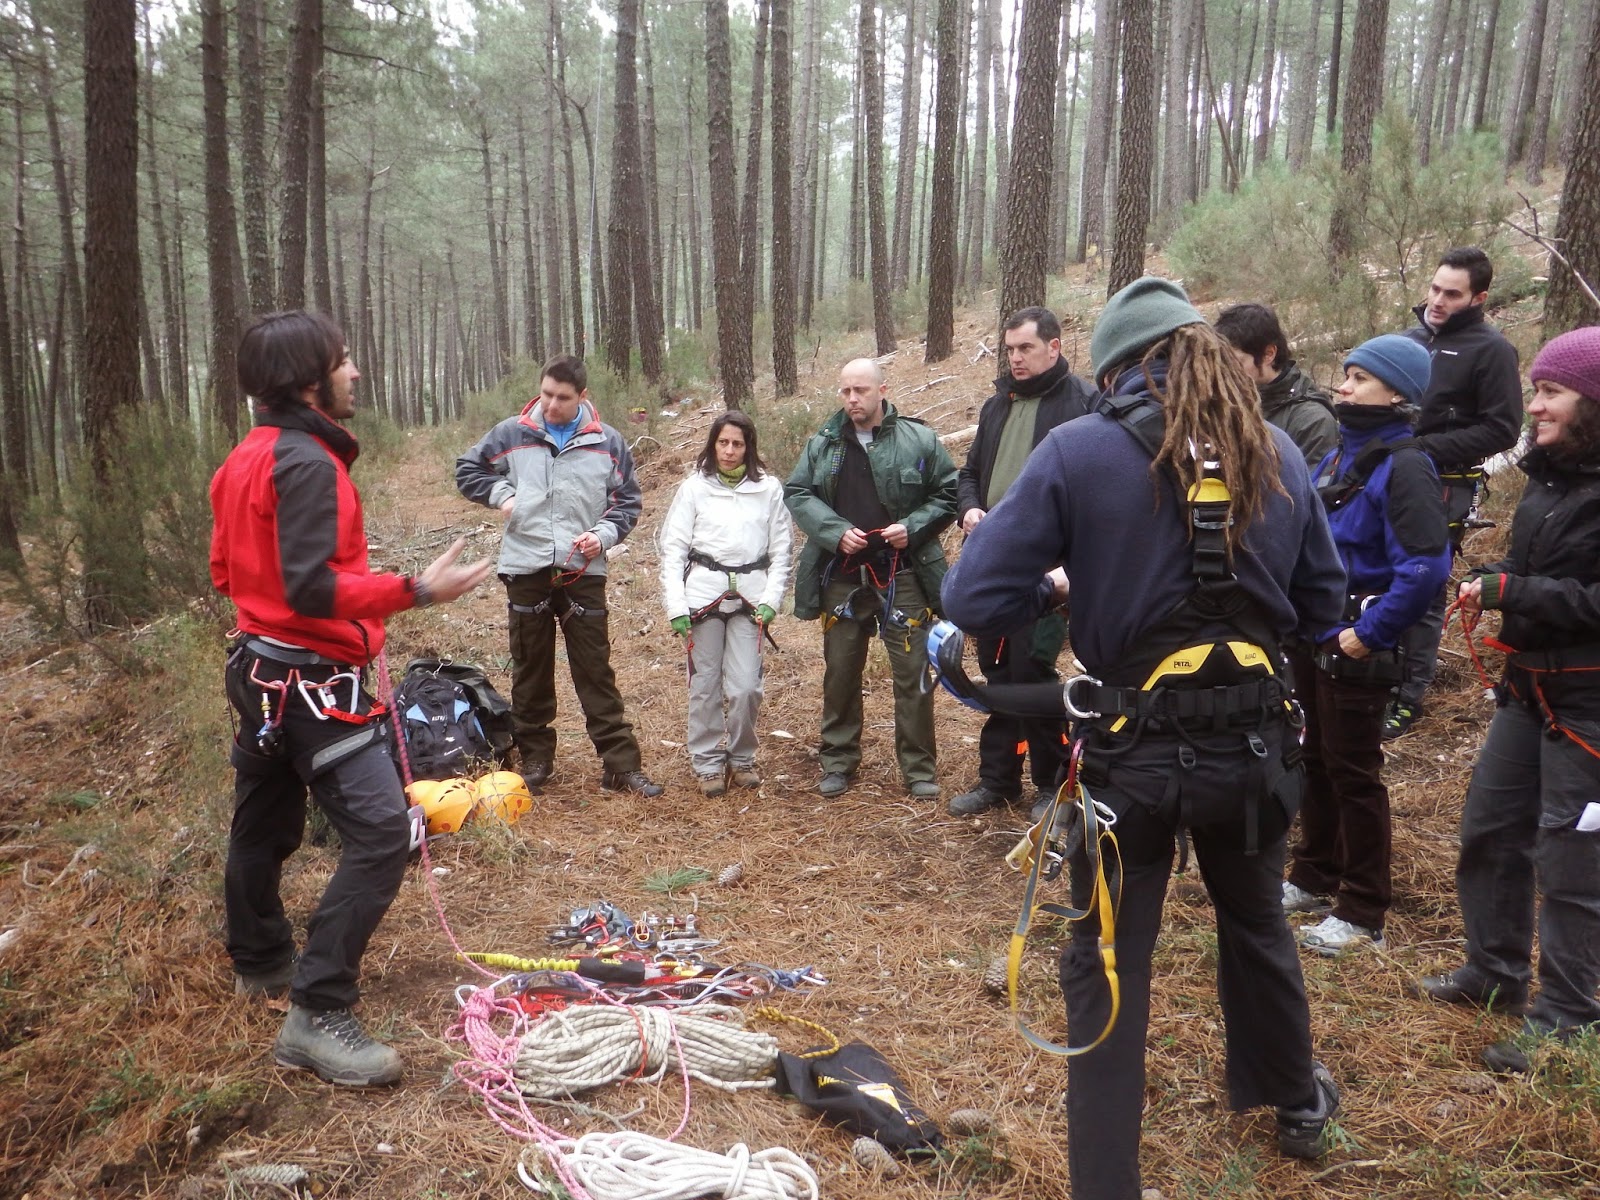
top-left (1282, 881), bottom-right (1332, 914)
top-left (1298, 915), bottom-right (1384, 957)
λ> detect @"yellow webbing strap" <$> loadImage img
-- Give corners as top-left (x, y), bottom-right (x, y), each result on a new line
top-left (1004, 778), bottom-right (1123, 1057)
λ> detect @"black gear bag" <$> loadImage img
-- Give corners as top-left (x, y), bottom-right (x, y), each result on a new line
top-left (775, 1041), bottom-right (942, 1154)
top-left (390, 658), bottom-right (512, 780)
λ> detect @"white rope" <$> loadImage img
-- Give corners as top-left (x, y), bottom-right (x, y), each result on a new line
top-left (512, 1004), bottom-right (778, 1099)
top-left (518, 1133), bottom-right (819, 1200)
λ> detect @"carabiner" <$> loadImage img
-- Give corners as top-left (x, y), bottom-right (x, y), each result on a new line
top-left (1063, 673), bottom-right (1104, 720)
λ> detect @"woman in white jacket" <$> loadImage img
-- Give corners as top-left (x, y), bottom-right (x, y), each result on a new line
top-left (659, 412), bottom-right (795, 795)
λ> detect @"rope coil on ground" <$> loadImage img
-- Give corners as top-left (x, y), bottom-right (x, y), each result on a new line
top-left (517, 1133), bottom-right (818, 1200)
top-left (513, 1004), bottom-right (778, 1099)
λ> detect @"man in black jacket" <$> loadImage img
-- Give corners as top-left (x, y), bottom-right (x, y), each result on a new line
top-left (1390, 247), bottom-right (1524, 739)
top-left (948, 306), bottom-right (1096, 816)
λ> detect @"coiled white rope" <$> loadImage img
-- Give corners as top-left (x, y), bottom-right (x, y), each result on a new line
top-left (516, 1133), bottom-right (819, 1200)
top-left (512, 1004), bottom-right (778, 1099)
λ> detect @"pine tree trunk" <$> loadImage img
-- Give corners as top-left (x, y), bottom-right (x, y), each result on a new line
top-left (891, 0), bottom-right (924, 291)
top-left (1076, 0), bottom-right (1118, 261)
top-left (479, 122), bottom-right (510, 374)
top-left (82, 0), bottom-right (147, 625)
top-left (771, 0), bottom-right (798, 396)
top-left (1560, 0), bottom-right (1600, 163)
top-left (308, 43), bottom-right (332, 317)
top-left (989, 0), bottom-right (1011, 260)
top-left (1253, 0), bottom-right (1281, 169)
top-left (1504, 0), bottom-right (1550, 166)
top-left (1049, 0), bottom-right (1080, 261)
top-left (538, 61), bottom-right (563, 355)
top-left (1470, 0), bottom-right (1502, 130)
top-left (1439, 0), bottom-right (1471, 148)
top-left (1000, 0), bottom-right (1062, 318)
top-left (140, 22), bottom-right (175, 412)
top-left (1327, 0), bottom-right (1389, 272)
top-left (706, 0), bottom-right (753, 406)
top-left (201, 0), bottom-right (241, 440)
top-left (1544, 6), bottom-right (1600, 333)
top-left (1160, 0), bottom-right (1194, 213)
top-left (1325, 0), bottom-right (1345, 136)
top-left (553, 0), bottom-right (585, 354)
top-left (740, 0), bottom-right (771, 327)
top-left (1413, 0), bottom-right (1453, 163)
top-left (926, 0), bottom-right (962, 361)
top-left (1524, 0), bottom-right (1565, 183)
top-left (849, 69), bottom-right (865, 282)
top-left (641, 19), bottom-right (665, 317)
top-left (860, 0), bottom-right (896, 352)
top-left (31, 14), bottom-right (86, 418)
top-left (684, 85), bottom-right (706, 333)
top-left (1286, 0), bottom-right (1323, 170)
top-left (236, 0), bottom-right (272, 315)
top-left (516, 111), bottom-right (544, 365)
top-left (1108, 0), bottom-right (1154, 294)
top-left (276, 0), bottom-right (319, 309)
top-left (964, 0), bottom-right (993, 285)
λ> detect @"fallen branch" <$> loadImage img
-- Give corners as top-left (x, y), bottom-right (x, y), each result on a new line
top-left (909, 374), bottom-right (957, 394)
top-left (970, 338), bottom-right (994, 364)
top-left (1506, 195), bottom-right (1600, 316)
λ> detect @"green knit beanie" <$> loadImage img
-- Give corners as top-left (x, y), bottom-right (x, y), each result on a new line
top-left (1090, 277), bottom-right (1208, 384)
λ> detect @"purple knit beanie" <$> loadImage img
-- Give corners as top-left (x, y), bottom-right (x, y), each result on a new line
top-left (1529, 326), bottom-right (1600, 402)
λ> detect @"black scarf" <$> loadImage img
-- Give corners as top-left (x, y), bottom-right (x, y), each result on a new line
top-left (997, 355), bottom-right (1071, 398)
top-left (1335, 401), bottom-right (1415, 431)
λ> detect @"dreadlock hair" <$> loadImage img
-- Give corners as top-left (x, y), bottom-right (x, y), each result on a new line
top-left (1139, 322), bottom-right (1286, 560)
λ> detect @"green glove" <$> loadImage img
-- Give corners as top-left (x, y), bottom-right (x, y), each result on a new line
top-left (670, 615), bottom-right (691, 637)
top-left (756, 605), bottom-right (777, 626)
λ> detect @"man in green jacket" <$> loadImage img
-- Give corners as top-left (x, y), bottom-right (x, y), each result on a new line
top-left (1215, 303), bottom-right (1338, 470)
top-left (785, 358), bottom-right (958, 800)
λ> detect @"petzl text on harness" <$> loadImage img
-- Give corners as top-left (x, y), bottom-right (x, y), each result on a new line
top-left (775, 1040), bottom-right (942, 1154)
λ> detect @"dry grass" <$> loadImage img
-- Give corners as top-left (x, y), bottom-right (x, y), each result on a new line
top-left (3, 283), bottom-right (1597, 1200)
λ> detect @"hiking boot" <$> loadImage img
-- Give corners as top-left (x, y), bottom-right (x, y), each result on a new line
top-left (1298, 915), bottom-right (1384, 957)
top-left (1276, 1062), bottom-right (1340, 1159)
top-left (697, 773), bottom-right (727, 798)
top-left (521, 762), bottom-right (553, 792)
top-left (1282, 881), bottom-right (1333, 914)
top-left (600, 769), bottom-right (664, 798)
top-left (1415, 967), bottom-right (1528, 1014)
top-left (817, 772), bottom-right (851, 798)
top-left (1481, 1039), bottom-right (1533, 1076)
top-left (235, 956), bottom-right (297, 999)
top-left (730, 766), bottom-right (761, 789)
top-left (907, 779), bottom-right (941, 800)
top-left (947, 786), bottom-right (1013, 816)
top-left (1381, 701), bottom-right (1421, 741)
top-left (273, 1005), bottom-right (402, 1087)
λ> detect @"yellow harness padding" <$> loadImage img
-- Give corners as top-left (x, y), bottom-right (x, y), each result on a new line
top-left (1003, 778), bottom-right (1123, 1056)
top-left (1107, 640), bottom-right (1279, 733)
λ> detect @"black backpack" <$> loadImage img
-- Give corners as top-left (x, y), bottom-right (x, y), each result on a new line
top-left (390, 659), bottom-right (512, 780)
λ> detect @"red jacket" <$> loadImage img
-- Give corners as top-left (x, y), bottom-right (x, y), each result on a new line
top-left (210, 405), bottom-right (417, 665)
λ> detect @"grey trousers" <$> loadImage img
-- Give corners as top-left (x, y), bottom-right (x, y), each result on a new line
top-left (1456, 698), bottom-right (1600, 1033)
top-left (685, 611), bottom-right (763, 776)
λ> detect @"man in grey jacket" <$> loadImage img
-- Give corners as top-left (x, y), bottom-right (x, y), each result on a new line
top-left (456, 355), bottom-right (662, 796)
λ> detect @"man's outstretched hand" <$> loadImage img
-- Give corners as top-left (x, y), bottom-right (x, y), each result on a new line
top-left (419, 537), bottom-right (493, 604)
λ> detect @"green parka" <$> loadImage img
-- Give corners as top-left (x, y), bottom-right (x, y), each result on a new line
top-left (783, 403), bottom-right (959, 620)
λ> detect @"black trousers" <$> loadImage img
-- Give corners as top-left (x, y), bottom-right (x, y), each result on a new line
top-left (223, 645), bottom-right (410, 1011)
top-left (1286, 648), bottom-right (1393, 931)
top-left (976, 622), bottom-right (1067, 796)
top-left (504, 571), bottom-right (642, 772)
top-left (1061, 727), bottom-right (1317, 1200)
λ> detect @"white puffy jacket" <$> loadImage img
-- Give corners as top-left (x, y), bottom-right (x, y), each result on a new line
top-left (658, 469), bottom-right (794, 618)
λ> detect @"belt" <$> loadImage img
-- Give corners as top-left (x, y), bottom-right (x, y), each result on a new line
top-left (243, 637), bottom-right (355, 669)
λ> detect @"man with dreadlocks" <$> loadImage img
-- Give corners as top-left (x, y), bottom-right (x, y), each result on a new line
top-left (942, 278), bottom-right (1348, 1198)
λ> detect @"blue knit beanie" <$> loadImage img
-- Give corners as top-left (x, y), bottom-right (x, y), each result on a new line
top-left (1343, 334), bottom-right (1432, 406)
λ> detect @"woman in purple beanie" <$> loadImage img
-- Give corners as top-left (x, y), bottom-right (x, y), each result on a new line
top-left (1417, 324), bottom-right (1600, 1074)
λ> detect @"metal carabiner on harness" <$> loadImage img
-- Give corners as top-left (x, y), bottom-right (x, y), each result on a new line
top-left (1062, 673), bottom-right (1104, 720)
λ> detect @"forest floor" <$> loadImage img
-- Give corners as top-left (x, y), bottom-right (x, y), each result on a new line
top-left (3, 258), bottom-right (1598, 1200)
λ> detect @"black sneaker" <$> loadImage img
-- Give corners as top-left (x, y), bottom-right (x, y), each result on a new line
top-left (273, 1005), bottom-right (402, 1087)
top-left (947, 786), bottom-right (1014, 816)
top-left (1415, 967), bottom-right (1528, 1014)
top-left (235, 955), bottom-right (297, 998)
top-left (1381, 702), bottom-right (1421, 741)
top-left (1276, 1062), bottom-right (1340, 1159)
top-left (600, 769), bottom-right (664, 798)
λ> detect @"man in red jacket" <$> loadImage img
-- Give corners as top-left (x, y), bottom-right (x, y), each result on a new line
top-left (210, 311), bottom-right (489, 1087)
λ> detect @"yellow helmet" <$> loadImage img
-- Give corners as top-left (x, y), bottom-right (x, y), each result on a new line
top-left (474, 770), bottom-right (534, 825)
top-left (406, 778), bottom-right (477, 835)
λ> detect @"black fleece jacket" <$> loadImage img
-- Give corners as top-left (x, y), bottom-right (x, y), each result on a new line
top-left (956, 359), bottom-right (1097, 521)
top-left (1402, 304), bottom-right (1523, 473)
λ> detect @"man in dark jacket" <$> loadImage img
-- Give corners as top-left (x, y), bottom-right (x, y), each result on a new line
top-left (211, 311), bottom-right (490, 1087)
top-left (1215, 303), bottom-right (1338, 469)
top-left (1390, 246), bottom-right (1524, 738)
top-left (785, 358), bottom-right (958, 800)
top-left (948, 306), bottom-right (1095, 816)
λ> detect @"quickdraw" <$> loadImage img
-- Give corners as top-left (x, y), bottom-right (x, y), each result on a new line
top-left (1002, 740), bottom-right (1123, 1057)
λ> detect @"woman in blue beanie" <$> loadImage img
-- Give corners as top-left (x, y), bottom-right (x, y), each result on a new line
top-left (1284, 334), bottom-right (1451, 954)
top-left (1417, 324), bottom-right (1600, 1074)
